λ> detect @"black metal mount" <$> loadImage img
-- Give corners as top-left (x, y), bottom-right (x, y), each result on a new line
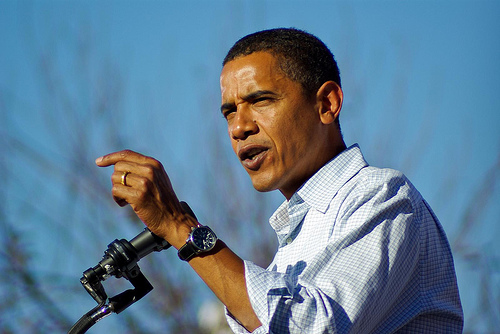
top-left (68, 201), bottom-right (196, 334)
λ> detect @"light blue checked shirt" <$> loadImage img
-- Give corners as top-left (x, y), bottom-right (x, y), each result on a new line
top-left (226, 144), bottom-right (463, 333)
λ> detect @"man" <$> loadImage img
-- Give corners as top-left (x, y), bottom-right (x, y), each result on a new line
top-left (96, 28), bottom-right (463, 333)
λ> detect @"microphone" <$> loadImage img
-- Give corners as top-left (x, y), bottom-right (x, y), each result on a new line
top-left (129, 228), bottom-right (171, 258)
top-left (81, 201), bottom-right (197, 286)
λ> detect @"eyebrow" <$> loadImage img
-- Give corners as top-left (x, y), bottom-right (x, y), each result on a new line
top-left (221, 90), bottom-right (277, 114)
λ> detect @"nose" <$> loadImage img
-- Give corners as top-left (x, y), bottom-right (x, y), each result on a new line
top-left (229, 109), bottom-right (258, 140)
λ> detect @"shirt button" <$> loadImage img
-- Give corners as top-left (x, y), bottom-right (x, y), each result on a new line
top-left (286, 237), bottom-right (293, 245)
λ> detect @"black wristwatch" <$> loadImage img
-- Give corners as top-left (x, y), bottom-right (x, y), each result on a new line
top-left (178, 224), bottom-right (218, 261)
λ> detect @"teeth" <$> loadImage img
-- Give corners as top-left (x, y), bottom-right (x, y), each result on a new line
top-left (248, 151), bottom-right (260, 159)
top-left (242, 148), bottom-right (265, 161)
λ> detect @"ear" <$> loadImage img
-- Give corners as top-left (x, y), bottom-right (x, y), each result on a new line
top-left (316, 81), bottom-right (343, 125)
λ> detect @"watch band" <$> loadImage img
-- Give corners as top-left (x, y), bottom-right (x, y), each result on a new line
top-left (178, 242), bottom-right (197, 261)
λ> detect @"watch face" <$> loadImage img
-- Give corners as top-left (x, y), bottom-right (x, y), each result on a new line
top-left (191, 227), bottom-right (217, 251)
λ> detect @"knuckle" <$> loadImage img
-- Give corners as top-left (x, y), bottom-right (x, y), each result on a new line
top-left (144, 166), bottom-right (155, 179)
top-left (137, 177), bottom-right (149, 188)
top-left (151, 158), bottom-right (162, 169)
top-left (111, 187), bottom-right (120, 197)
top-left (136, 189), bottom-right (148, 201)
top-left (121, 149), bottom-right (133, 157)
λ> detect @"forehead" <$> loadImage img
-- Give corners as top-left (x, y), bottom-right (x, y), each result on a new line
top-left (220, 52), bottom-right (288, 98)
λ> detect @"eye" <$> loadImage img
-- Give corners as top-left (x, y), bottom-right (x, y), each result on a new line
top-left (252, 97), bottom-right (275, 109)
top-left (222, 107), bottom-right (236, 120)
top-left (253, 97), bottom-right (270, 104)
top-left (223, 110), bottom-right (236, 121)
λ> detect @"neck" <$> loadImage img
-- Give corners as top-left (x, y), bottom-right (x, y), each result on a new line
top-left (281, 139), bottom-right (347, 200)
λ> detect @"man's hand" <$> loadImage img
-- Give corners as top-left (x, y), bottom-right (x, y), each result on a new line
top-left (95, 149), bottom-right (196, 248)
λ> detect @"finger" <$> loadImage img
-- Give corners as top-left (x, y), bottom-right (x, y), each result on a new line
top-left (111, 180), bottom-right (142, 206)
top-left (110, 172), bottom-right (133, 206)
top-left (112, 170), bottom-right (139, 187)
top-left (95, 149), bottom-right (153, 167)
top-left (109, 169), bottom-right (141, 206)
top-left (113, 161), bottom-right (142, 176)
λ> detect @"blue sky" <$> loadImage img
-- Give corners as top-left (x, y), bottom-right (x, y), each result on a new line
top-left (1, 1), bottom-right (499, 332)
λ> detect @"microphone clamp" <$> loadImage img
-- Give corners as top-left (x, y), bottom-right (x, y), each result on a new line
top-left (68, 201), bottom-right (196, 334)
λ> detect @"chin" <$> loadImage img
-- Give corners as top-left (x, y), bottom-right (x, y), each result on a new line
top-left (249, 175), bottom-right (278, 193)
top-left (251, 182), bottom-right (276, 193)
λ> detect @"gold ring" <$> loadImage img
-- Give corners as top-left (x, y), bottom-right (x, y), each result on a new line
top-left (121, 171), bottom-right (130, 186)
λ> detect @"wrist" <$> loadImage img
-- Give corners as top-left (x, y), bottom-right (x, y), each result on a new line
top-left (167, 215), bottom-right (198, 250)
top-left (161, 201), bottom-right (200, 249)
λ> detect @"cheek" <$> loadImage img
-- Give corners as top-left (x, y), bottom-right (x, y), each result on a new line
top-left (273, 120), bottom-right (308, 160)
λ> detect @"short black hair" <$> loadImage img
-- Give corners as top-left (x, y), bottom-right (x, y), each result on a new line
top-left (223, 28), bottom-right (341, 96)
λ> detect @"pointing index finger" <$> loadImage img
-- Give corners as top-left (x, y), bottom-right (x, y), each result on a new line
top-left (95, 149), bottom-right (146, 167)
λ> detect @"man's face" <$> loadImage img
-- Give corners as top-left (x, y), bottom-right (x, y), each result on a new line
top-left (220, 52), bottom-right (328, 199)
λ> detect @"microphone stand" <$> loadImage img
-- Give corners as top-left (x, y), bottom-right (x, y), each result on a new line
top-left (68, 202), bottom-right (196, 334)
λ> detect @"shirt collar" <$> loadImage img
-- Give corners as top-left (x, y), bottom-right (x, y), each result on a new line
top-left (269, 144), bottom-right (368, 240)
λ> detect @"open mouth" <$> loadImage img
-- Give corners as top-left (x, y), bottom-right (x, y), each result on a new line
top-left (240, 147), bottom-right (267, 161)
top-left (239, 145), bottom-right (269, 170)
